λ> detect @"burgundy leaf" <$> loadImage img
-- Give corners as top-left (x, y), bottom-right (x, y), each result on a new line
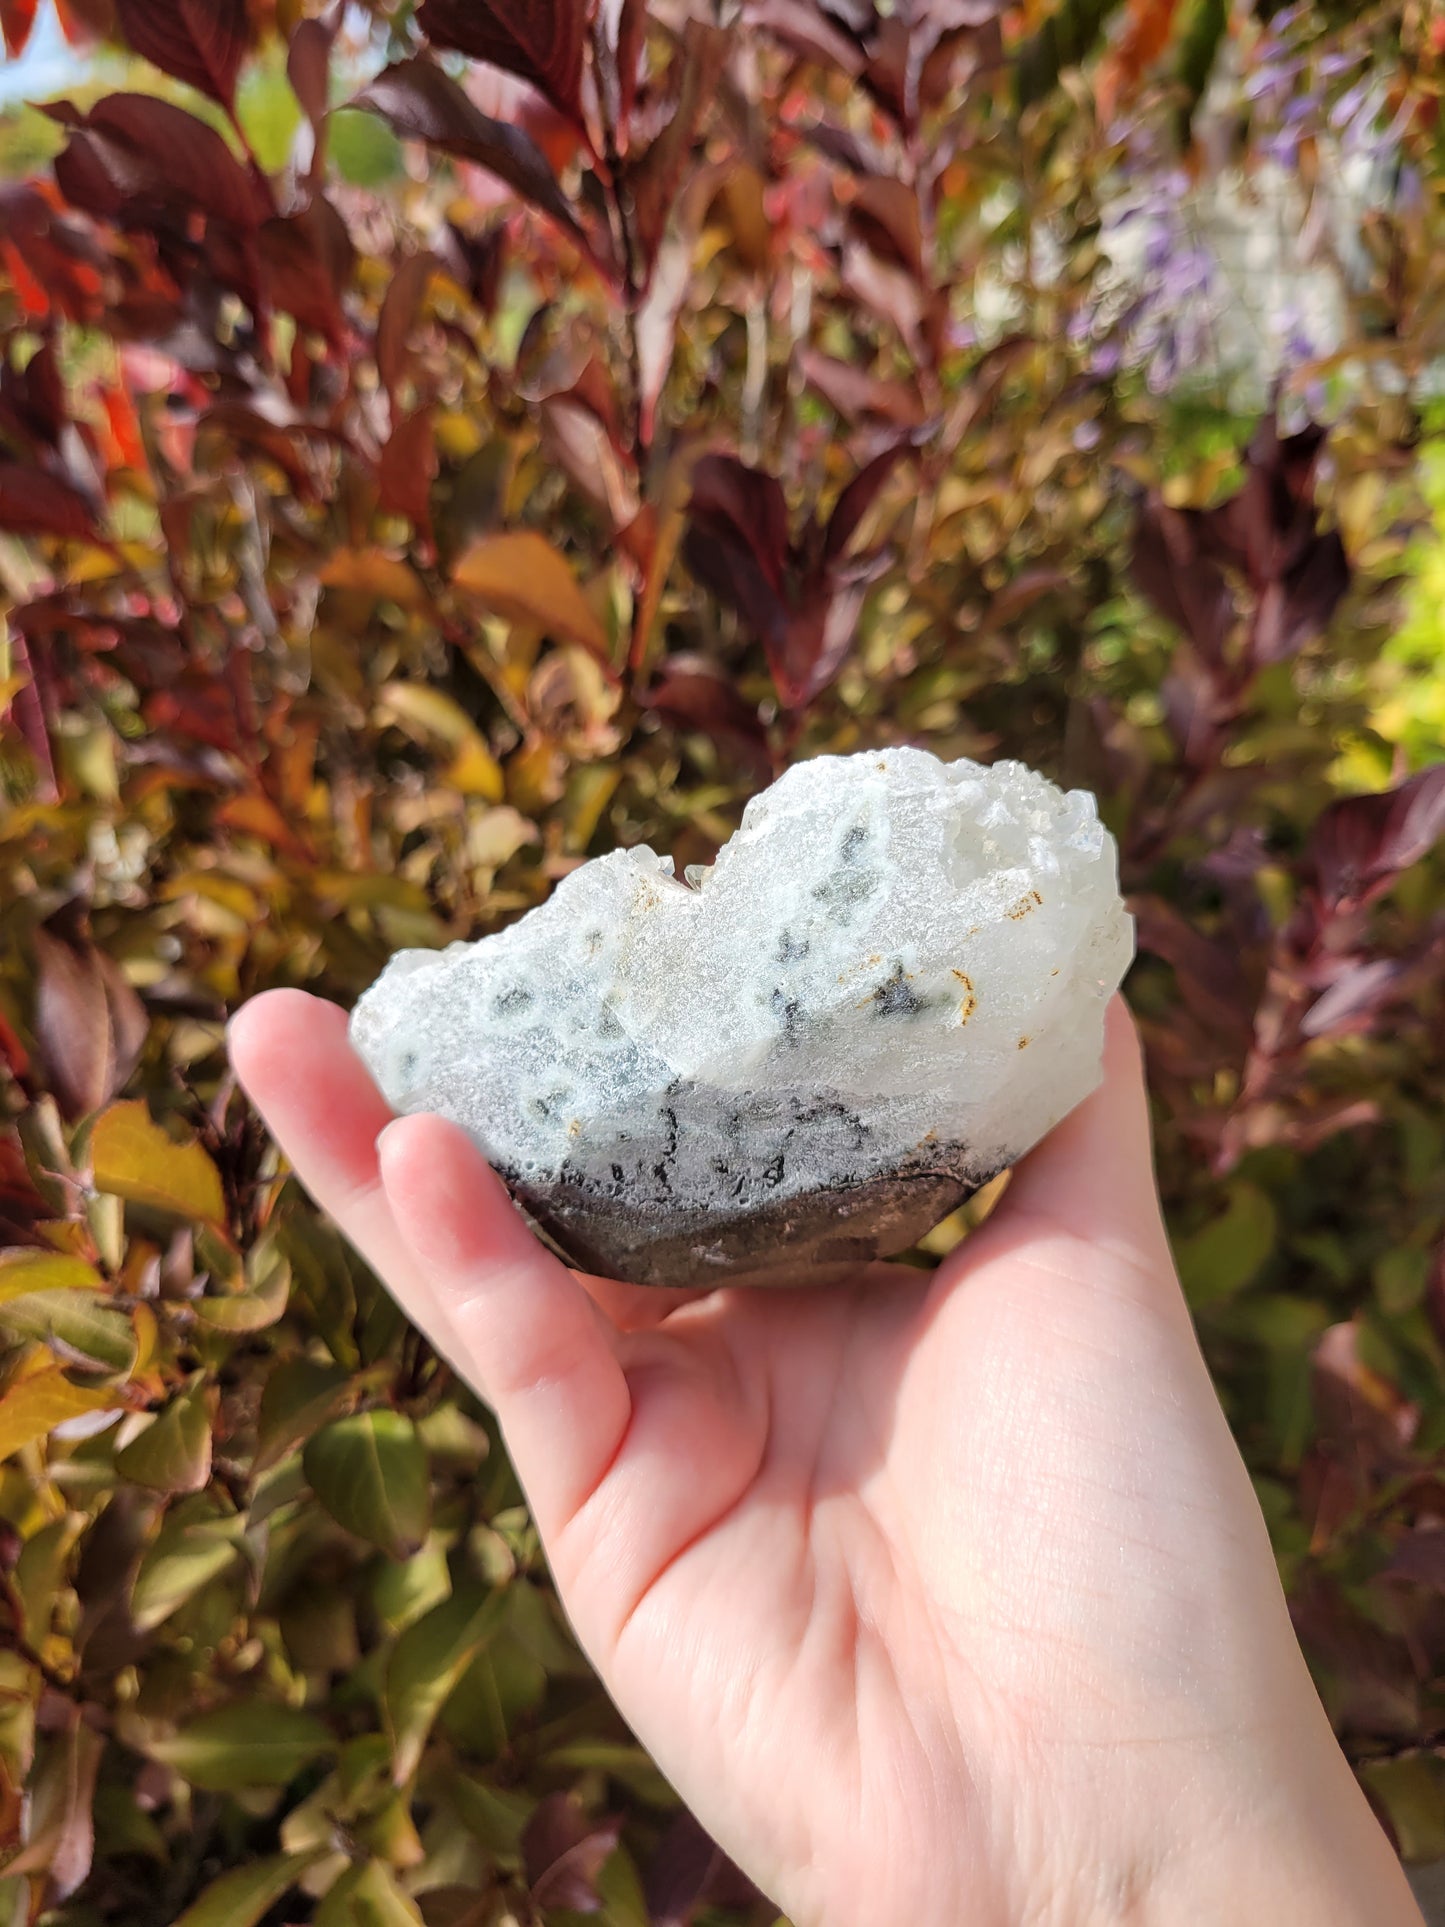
top-left (377, 252), bottom-right (438, 403)
top-left (32, 914), bottom-right (148, 1122)
top-left (287, 9), bottom-right (339, 132)
top-left (646, 655), bottom-right (771, 771)
top-left (798, 347), bottom-right (925, 427)
top-left (1300, 958), bottom-right (1405, 1039)
top-left (594, 0), bottom-right (649, 143)
top-left (644, 1809), bottom-right (761, 1927)
top-left (113, 0), bottom-right (248, 108)
top-left (0, 463), bottom-right (96, 540)
top-left (377, 406), bottom-right (439, 541)
top-left (1, 0), bottom-right (39, 59)
top-left (437, 221), bottom-right (506, 318)
top-left (776, 548), bottom-right (889, 708)
top-left (257, 199), bottom-right (355, 347)
top-left (522, 1793), bottom-right (621, 1914)
top-left (687, 454), bottom-right (790, 591)
top-left (55, 0), bottom-right (114, 46)
top-left (416, 0), bottom-right (589, 130)
top-left (747, 0), bottom-right (865, 76)
top-left (1130, 894), bottom-right (1256, 1045)
top-left (821, 429), bottom-right (923, 565)
top-left (357, 59), bottom-right (587, 250)
top-left (1383, 1528), bottom-right (1445, 1592)
top-left (1251, 528), bottom-right (1351, 664)
top-left (1130, 494), bottom-right (1236, 666)
top-left (682, 525), bottom-right (790, 658)
top-left (5, 627), bottom-right (59, 802)
top-left (0, 335), bottom-right (67, 451)
top-left (626, 21), bottom-right (727, 271)
top-left (47, 93), bottom-right (273, 230)
top-left (1311, 767), bottom-right (1445, 910)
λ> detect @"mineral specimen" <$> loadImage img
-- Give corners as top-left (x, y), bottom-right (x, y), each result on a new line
top-left (350, 749), bottom-right (1134, 1287)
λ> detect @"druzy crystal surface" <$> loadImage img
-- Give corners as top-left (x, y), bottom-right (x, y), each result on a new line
top-left (350, 749), bottom-right (1134, 1287)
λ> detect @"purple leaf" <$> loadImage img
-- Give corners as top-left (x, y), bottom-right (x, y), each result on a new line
top-left (1311, 767), bottom-right (1445, 909)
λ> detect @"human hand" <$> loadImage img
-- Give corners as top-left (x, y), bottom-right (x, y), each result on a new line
top-left (229, 990), bottom-right (1422, 1927)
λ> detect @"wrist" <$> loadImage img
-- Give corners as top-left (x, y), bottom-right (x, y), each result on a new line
top-left (1114, 1752), bottom-right (1423, 1927)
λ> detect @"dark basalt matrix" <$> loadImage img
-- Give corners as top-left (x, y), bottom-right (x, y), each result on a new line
top-left (349, 749), bottom-right (1135, 1287)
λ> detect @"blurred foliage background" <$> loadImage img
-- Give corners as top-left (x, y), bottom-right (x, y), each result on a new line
top-left (0, 0), bottom-right (1444, 1920)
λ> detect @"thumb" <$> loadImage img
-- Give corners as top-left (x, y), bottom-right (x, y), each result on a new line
top-left (994, 993), bottom-right (1175, 1279)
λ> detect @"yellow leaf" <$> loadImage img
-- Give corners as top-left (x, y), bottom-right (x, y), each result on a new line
top-left (377, 683), bottom-right (505, 801)
top-left (0, 1370), bottom-right (116, 1461)
top-left (0, 1252), bottom-right (105, 1302)
top-left (453, 532), bottom-right (609, 661)
top-left (89, 1102), bottom-right (227, 1231)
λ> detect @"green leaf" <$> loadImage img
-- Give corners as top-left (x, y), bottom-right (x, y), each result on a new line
top-left (1177, 1183), bottom-right (1277, 1307)
top-left (1015, 0), bottom-right (1126, 112)
top-left (1359, 1756), bottom-right (1445, 1862)
top-left (89, 1101), bottom-right (227, 1230)
top-left (193, 1238), bottom-right (291, 1333)
top-left (236, 62), bottom-right (304, 175)
top-left (131, 1509), bottom-right (245, 1634)
top-left (304, 1410), bottom-right (431, 1560)
top-left (449, 1775), bottom-right (533, 1860)
top-left (0, 1289), bottom-right (137, 1376)
top-left (254, 1354), bottom-right (354, 1473)
top-left (315, 1859), bottom-right (424, 1927)
top-left (173, 1850), bottom-right (326, 1927)
top-left (330, 106), bottom-right (402, 186)
top-left (148, 1703), bottom-right (334, 1792)
top-left (116, 1380), bottom-right (213, 1494)
top-left (384, 1584), bottom-right (504, 1783)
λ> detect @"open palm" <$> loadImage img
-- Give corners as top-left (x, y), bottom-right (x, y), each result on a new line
top-left (229, 990), bottom-right (1412, 1927)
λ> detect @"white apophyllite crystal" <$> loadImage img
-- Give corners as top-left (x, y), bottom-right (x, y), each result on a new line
top-left (349, 748), bottom-right (1134, 1286)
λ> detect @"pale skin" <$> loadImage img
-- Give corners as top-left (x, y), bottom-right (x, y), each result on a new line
top-left (229, 990), bottom-right (1424, 1927)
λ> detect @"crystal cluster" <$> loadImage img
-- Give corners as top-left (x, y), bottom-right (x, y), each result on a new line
top-left (349, 749), bottom-right (1134, 1287)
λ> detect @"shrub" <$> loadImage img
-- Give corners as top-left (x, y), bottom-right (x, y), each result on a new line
top-left (1, 0), bottom-right (1444, 1917)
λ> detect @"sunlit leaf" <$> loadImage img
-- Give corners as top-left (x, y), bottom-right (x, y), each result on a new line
top-left (0, 1369), bottom-right (117, 1461)
top-left (453, 531), bottom-right (609, 661)
top-left (90, 1102), bottom-right (227, 1231)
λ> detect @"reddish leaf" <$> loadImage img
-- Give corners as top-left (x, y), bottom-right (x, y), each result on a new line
top-left (437, 221), bottom-right (506, 318)
top-left (1, 0), bottom-right (39, 59)
top-left (799, 346), bottom-right (926, 427)
top-left (820, 428), bottom-right (923, 564)
top-left (626, 21), bottom-right (727, 271)
top-left (5, 627), bottom-right (59, 802)
top-left (357, 59), bottom-right (588, 250)
top-left (687, 455), bottom-right (790, 592)
top-left (1300, 958), bottom-right (1406, 1040)
top-left (1311, 768), bottom-right (1445, 910)
top-left (47, 94), bottom-right (273, 231)
top-left (522, 1792), bottom-right (621, 1913)
top-left (646, 655), bottom-right (771, 772)
top-left (113, 0), bottom-right (248, 109)
top-left (1130, 494), bottom-right (1236, 666)
top-left (416, 0), bottom-right (589, 130)
top-left (377, 252), bottom-right (437, 403)
top-left (594, 0), bottom-right (648, 143)
top-left (645, 1809), bottom-right (760, 1927)
top-left (257, 198), bottom-right (355, 347)
top-left (32, 914), bottom-right (149, 1122)
top-left (0, 463), bottom-right (96, 541)
top-left (55, 0), bottom-right (114, 44)
top-left (377, 406), bottom-right (439, 542)
top-left (1383, 1528), bottom-right (1445, 1592)
top-left (288, 9), bottom-right (339, 132)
